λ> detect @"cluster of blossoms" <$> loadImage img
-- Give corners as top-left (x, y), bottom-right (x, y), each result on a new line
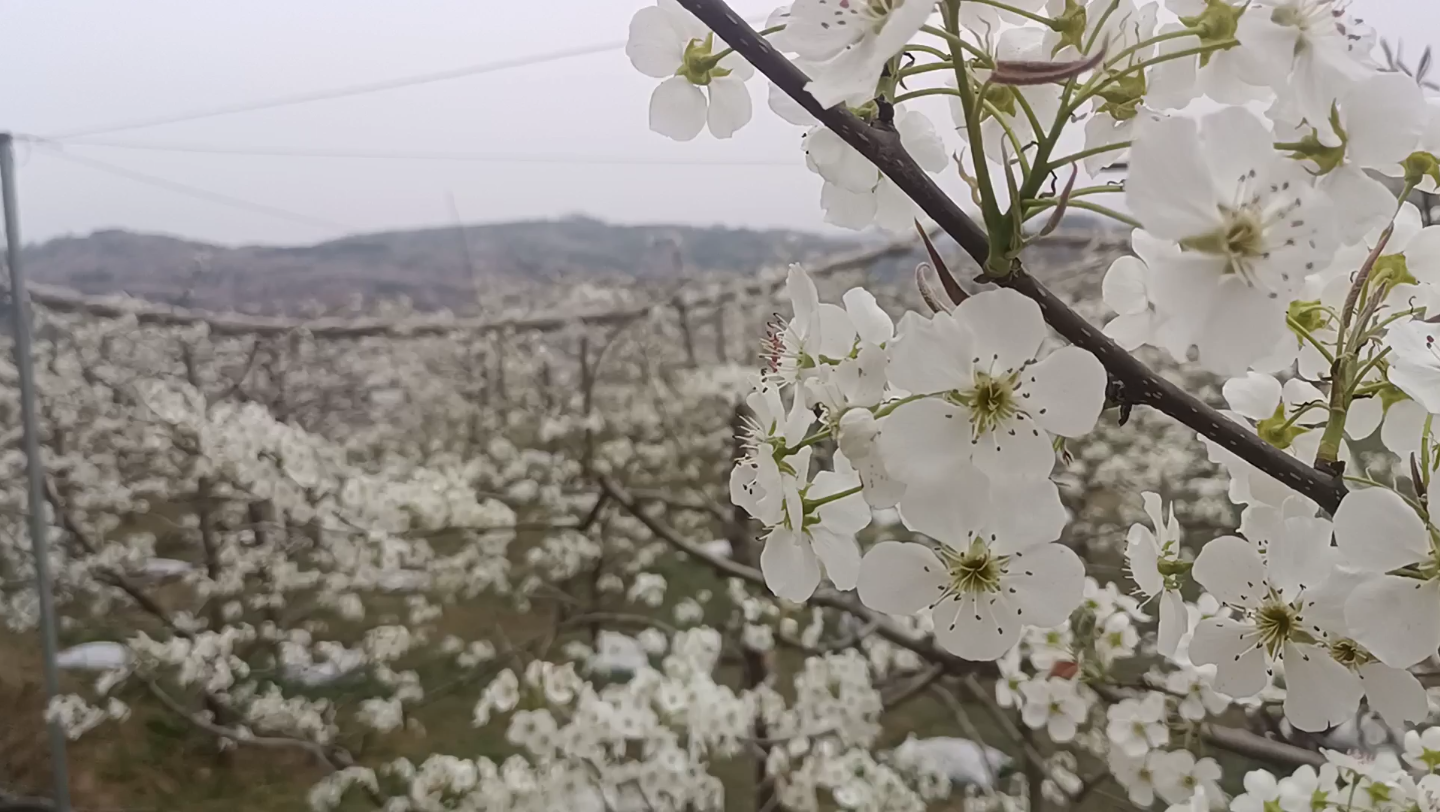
top-left (627, 0), bottom-right (1440, 808)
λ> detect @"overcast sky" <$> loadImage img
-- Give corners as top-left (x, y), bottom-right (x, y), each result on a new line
top-left (3, 1), bottom-right (1438, 247)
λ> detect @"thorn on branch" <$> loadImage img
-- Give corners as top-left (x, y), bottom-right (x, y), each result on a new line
top-left (914, 220), bottom-right (967, 306)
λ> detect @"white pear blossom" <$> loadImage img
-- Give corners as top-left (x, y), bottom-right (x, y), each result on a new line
top-left (881, 288), bottom-right (1107, 482)
top-left (1332, 484), bottom-right (1440, 668)
top-left (731, 377), bottom-right (814, 526)
top-left (784, 0), bottom-right (936, 108)
top-left (760, 450), bottom-right (872, 601)
top-left (1125, 491), bottom-right (1188, 658)
top-left (1018, 677), bottom-right (1087, 742)
top-left (1154, 749), bottom-right (1224, 808)
top-left (856, 465), bottom-right (1084, 661)
top-left (1105, 692), bottom-right (1169, 757)
top-left (807, 107), bottom-right (949, 231)
top-left (1290, 72), bottom-right (1429, 243)
top-left (1188, 534), bottom-right (1361, 732)
top-left (627, 1), bottom-right (755, 140)
top-left (1126, 108), bottom-right (1336, 375)
top-left (1384, 319), bottom-right (1440, 414)
top-left (1237, 0), bottom-right (1374, 125)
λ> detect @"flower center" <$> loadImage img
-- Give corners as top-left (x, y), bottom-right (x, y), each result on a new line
top-left (953, 371), bottom-right (1021, 437)
top-left (1327, 638), bottom-right (1373, 668)
top-left (938, 537), bottom-right (1006, 596)
top-left (1255, 599), bottom-right (1299, 657)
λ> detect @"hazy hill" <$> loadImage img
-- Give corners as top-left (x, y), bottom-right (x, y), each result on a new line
top-left (23, 217), bottom-right (859, 314)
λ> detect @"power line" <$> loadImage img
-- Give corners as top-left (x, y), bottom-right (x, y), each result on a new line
top-left (32, 144), bottom-right (351, 231)
top-left (38, 138), bottom-right (801, 168)
top-left (42, 39), bottom-right (625, 141)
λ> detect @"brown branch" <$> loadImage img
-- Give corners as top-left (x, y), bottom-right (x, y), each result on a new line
top-left (675, 0), bottom-right (1348, 514)
top-left (143, 679), bottom-right (354, 771)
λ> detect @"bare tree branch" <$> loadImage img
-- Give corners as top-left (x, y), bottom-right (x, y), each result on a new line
top-left (674, 0), bottom-right (1348, 514)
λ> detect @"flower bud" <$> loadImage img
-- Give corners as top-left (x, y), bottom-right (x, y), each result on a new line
top-left (837, 408), bottom-right (880, 462)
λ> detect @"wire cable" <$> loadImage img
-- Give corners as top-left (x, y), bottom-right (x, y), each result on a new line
top-left (42, 39), bottom-right (625, 141)
top-left (32, 143), bottom-right (351, 231)
top-left (39, 11), bottom-right (775, 142)
top-left (40, 138), bottom-right (801, 168)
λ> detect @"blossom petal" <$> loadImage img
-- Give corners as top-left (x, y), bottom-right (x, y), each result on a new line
top-left (1320, 164), bottom-right (1400, 245)
top-left (1192, 535), bottom-right (1268, 609)
top-left (1381, 398), bottom-right (1429, 465)
top-left (989, 477), bottom-right (1067, 553)
top-left (649, 76), bottom-right (708, 141)
top-left (896, 459), bottom-right (992, 547)
top-left (1006, 542), bottom-right (1085, 630)
top-left (1103, 256), bottom-right (1150, 316)
top-left (934, 592), bottom-right (1021, 661)
top-left (812, 470), bottom-right (871, 535)
top-left (1199, 107), bottom-right (1276, 190)
top-left (1157, 590), bottom-right (1186, 659)
top-left (842, 287), bottom-right (894, 345)
top-left (809, 527), bottom-right (861, 591)
top-left (971, 411), bottom-right (1055, 482)
top-left (1358, 662), bottom-right (1429, 729)
top-left (879, 397), bottom-right (970, 483)
top-left (1126, 115), bottom-right (1221, 240)
top-left (626, 6), bottom-right (686, 78)
top-left (1407, 226), bottom-right (1440, 285)
top-left (954, 289), bottom-right (1046, 373)
top-left (1345, 575), bottom-right (1440, 668)
top-left (761, 528), bottom-right (822, 602)
top-left (1344, 72), bottom-right (1426, 169)
top-left (1024, 346), bottom-right (1107, 437)
top-left (705, 77), bottom-right (753, 139)
top-left (1281, 642), bottom-right (1362, 733)
top-left (1187, 617), bottom-right (1267, 698)
top-left (1332, 487), bottom-right (1429, 572)
top-left (820, 182), bottom-right (878, 230)
top-left (886, 310), bottom-right (973, 395)
top-left (1125, 524), bottom-right (1162, 597)
top-left (856, 541), bottom-right (948, 615)
top-left (1222, 373), bottom-right (1282, 422)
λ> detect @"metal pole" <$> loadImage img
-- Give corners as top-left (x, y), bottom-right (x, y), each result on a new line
top-left (1, 132), bottom-right (73, 812)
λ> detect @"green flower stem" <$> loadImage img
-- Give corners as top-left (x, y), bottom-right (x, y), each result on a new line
top-left (1047, 141), bottom-right (1133, 172)
top-left (920, 25), bottom-right (992, 64)
top-left (1024, 198), bottom-right (1140, 228)
top-left (893, 86), bottom-right (965, 104)
top-left (897, 61), bottom-right (959, 80)
top-left (984, 100), bottom-right (1033, 178)
top-left (906, 43), bottom-right (954, 61)
top-left (805, 485), bottom-right (863, 511)
top-left (943, 3), bottom-right (1003, 240)
top-left (1082, 0), bottom-right (1123, 54)
top-left (1346, 348), bottom-right (1392, 399)
top-left (1010, 89), bottom-right (1046, 156)
top-left (1100, 28), bottom-right (1200, 75)
top-left (781, 429), bottom-right (832, 456)
top-left (1284, 316), bottom-right (1337, 366)
top-left (1065, 40), bottom-right (1237, 117)
top-left (1424, 415), bottom-right (1435, 487)
top-left (873, 393), bottom-right (928, 419)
